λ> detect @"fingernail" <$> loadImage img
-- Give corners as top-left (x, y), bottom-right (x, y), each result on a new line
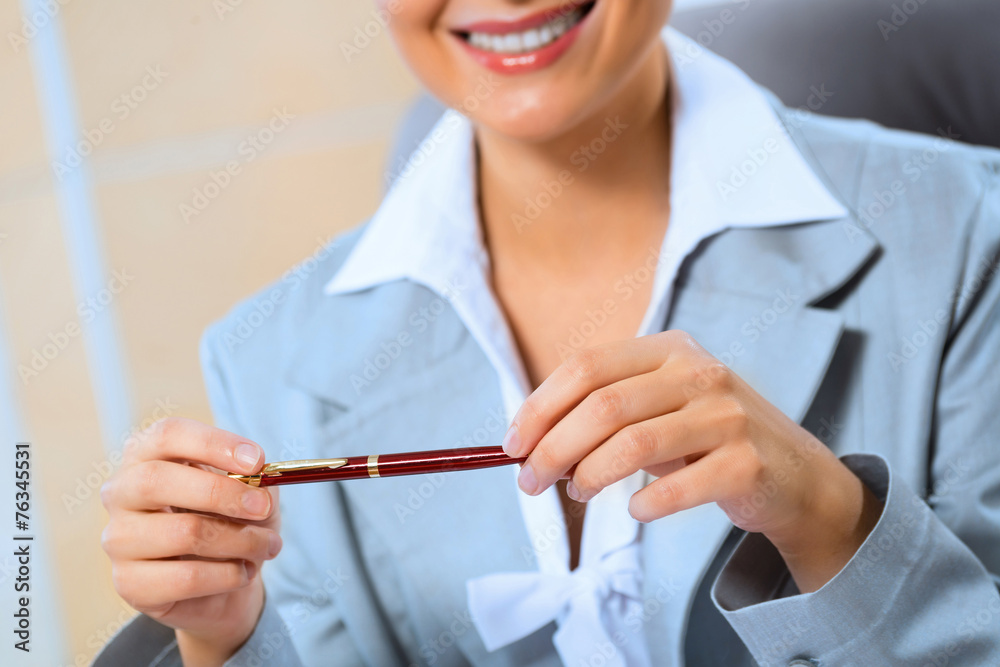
top-left (566, 481), bottom-right (581, 502)
top-left (267, 533), bottom-right (282, 558)
top-left (245, 560), bottom-right (258, 581)
top-left (502, 424), bottom-right (522, 457)
top-left (235, 443), bottom-right (261, 471)
top-left (517, 463), bottom-right (538, 495)
top-left (242, 490), bottom-right (269, 516)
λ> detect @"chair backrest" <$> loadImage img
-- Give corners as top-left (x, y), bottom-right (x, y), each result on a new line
top-left (385, 0), bottom-right (1000, 188)
top-left (670, 0), bottom-right (1000, 148)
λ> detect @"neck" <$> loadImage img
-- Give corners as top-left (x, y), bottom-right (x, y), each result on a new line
top-left (477, 42), bottom-right (674, 272)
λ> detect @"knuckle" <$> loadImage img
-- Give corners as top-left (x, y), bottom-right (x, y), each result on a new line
top-left (135, 461), bottom-right (164, 497)
top-left (100, 524), bottom-right (116, 555)
top-left (589, 387), bottom-right (628, 424)
top-left (112, 565), bottom-right (140, 607)
top-left (737, 440), bottom-right (765, 478)
top-left (663, 329), bottom-right (695, 351)
top-left (531, 444), bottom-right (559, 471)
top-left (174, 514), bottom-right (204, 552)
top-left (517, 397), bottom-right (543, 426)
top-left (110, 565), bottom-right (127, 596)
top-left (572, 467), bottom-right (597, 494)
top-left (172, 563), bottom-right (200, 597)
top-left (249, 527), bottom-right (271, 557)
top-left (663, 329), bottom-right (689, 344)
top-left (655, 476), bottom-right (686, 508)
top-left (99, 478), bottom-right (117, 509)
top-left (227, 561), bottom-right (248, 588)
top-left (150, 416), bottom-right (186, 450)
top-left (680, 362), bottom-right (704, 388)
top-left (121, 435), bottom-right (141, 463)
top-left (204, 476), bottom-right (228, 512)
top-left (704, 361), bottom-right (733, 390)
top-left (720, 398), bottom-right (749, 433)
top-left (620, 424), bottom-right (657, 461)
top-left (565, 348), bottom-right (602, 385)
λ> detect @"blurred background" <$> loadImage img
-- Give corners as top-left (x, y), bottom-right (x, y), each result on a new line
top-left (1, 0), bottom-right (997, 664)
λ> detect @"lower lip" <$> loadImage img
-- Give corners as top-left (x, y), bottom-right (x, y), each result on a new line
top-left (456, 13), bottom-right (591, 75)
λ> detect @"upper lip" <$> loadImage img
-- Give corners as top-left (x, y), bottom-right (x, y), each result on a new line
top-left (450, 1), bottom-right (593, 35)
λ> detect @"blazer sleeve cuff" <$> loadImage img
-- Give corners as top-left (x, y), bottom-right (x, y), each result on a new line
top-left (223, 593), bottom-right (304, 667)
top-left (710, 452), bottom-right (1000, 665)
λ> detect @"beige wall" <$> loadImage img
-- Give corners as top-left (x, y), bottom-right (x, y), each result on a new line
top-left (1, 1), bottom-right (418, 663)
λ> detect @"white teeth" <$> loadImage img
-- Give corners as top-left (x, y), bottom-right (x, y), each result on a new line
top-left (465, 6), bottom-right (587, 55)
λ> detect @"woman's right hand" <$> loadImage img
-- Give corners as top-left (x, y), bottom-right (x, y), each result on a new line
top-left (100, 417), bottom-right (283, 667)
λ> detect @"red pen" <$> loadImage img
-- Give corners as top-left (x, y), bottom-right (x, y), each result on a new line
top-left (227, 446), bottom-right (526, 487)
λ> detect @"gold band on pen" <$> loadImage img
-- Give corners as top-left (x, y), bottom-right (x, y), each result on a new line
top-left (367, 454), bottom-right (380, 478)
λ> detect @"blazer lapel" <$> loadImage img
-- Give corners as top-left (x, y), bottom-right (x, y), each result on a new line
top-left (285, 280), bottom-right (543, 666)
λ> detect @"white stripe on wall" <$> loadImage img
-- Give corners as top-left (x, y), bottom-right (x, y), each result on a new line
top-left (21, 0), bottom-right (134, 454)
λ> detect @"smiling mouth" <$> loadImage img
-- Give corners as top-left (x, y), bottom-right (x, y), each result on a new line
top-left (454, 2), bottom-right (596, 55)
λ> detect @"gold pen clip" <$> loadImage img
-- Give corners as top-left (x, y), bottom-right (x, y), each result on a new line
top-left (228, 458), bottom-right (349, 487)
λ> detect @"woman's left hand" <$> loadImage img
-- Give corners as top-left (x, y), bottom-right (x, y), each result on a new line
top-left (503, 330), bottom-right (883, 592)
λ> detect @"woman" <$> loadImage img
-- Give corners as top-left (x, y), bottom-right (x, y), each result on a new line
top-left (98, 0), bottom-right (1000, 665)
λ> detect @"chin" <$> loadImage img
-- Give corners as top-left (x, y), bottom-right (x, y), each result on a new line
top-left (471, 87), bottom-right (596, 144)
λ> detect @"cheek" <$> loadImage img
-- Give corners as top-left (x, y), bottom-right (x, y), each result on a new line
top-left (383, 0), bottom-right (453, 86)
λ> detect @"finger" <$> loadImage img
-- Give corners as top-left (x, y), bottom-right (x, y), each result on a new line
top-left (109, 460), bottom-right (273, 521)
top-left (113, 559), bottom-right (254, 612)
top-left (102, 512), bottom-right (282, 562)
top-left (627, 447), bottom-right (740, 522)
top-left (568, 404), bottom-right (726, 502)
top-left (125, 417), bottom-right (264, 476)
top-left (505, 335), bottom-right (684, 458)
top-left (519, 367), bottom-right (690, 495)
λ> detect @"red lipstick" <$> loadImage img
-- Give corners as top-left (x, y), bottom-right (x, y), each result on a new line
top-left (452, 1), bottom-right (596, 75)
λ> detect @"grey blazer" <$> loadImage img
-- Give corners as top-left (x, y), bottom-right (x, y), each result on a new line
top-left (96, 102), bottom-right (1000, 666)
